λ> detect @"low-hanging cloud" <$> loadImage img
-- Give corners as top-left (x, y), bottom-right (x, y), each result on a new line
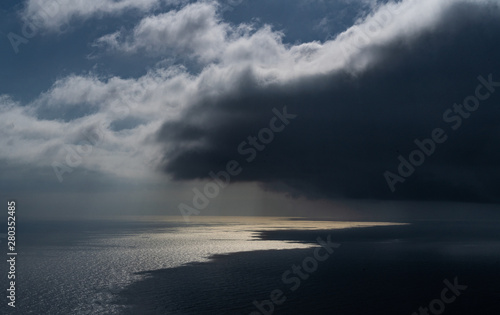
top-left (158, 0), bottom-right (500, 203)
top-left (3, 0), bottom-right (500, 209)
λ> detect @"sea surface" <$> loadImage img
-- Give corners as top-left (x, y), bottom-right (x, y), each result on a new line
top-left (0, 217), bottom-right (401, 314)
top-left (1, 216), bottom-right (499, 314)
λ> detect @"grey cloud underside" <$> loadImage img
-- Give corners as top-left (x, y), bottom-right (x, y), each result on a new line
top-left (159, 3), bottom-right (500, 203)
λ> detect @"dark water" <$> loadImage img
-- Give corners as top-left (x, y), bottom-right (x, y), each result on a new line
top-left (117, 221), bottom-right (500, 314)
top-left (1, 219), bottom-right (499, 314)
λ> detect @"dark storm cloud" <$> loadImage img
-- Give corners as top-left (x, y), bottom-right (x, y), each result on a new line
top-left (159, 2), bottom-right (500, 203)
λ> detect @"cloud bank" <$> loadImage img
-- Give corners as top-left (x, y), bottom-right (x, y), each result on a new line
top-left (3, 0), bottom-right (500, 208)
top-left (155, 0), bottom-right (500, 202)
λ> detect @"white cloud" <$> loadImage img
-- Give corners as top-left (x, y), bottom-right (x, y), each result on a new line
top-left (97, 2), bottom-right (229, 62)
top-left (0, 70), bottom-right (182, 181)
top-left (20, 0), bottom-right (182, 32)
top-left (3, 0), bottom-right (498, 189)
top-left (97, 0), bottom-right (484, 80)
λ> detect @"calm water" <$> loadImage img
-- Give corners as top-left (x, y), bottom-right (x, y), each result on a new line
top-left (1, 217), bottom-right (401, 314)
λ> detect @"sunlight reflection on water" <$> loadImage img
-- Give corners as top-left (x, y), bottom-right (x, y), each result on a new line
top-left (15, 217), bottom-right (407, 314)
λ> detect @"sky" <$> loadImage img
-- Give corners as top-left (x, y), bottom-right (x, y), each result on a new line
top-left (1, 0), bottom-right (500, 219)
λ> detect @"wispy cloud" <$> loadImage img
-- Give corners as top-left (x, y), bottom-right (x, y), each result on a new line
top-left (20, 0), bottom-right (182, 32)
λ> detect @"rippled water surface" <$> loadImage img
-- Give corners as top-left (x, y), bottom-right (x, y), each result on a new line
top-left (7, 217), bottom-right (400, 314)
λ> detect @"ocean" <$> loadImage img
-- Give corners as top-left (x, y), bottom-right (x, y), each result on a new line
top-left (2, 217), bottom-right (499, 314)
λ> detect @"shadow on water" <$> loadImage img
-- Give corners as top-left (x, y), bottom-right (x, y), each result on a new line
top-left (115, 221), bottom-right (500, 314)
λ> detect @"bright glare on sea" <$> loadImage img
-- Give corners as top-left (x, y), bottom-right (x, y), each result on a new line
top-left (12, 216), bottom-right (404, 314)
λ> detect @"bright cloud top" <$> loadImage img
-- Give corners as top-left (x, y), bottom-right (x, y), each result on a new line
top-left (2, 0), bottom-right (500, 204)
